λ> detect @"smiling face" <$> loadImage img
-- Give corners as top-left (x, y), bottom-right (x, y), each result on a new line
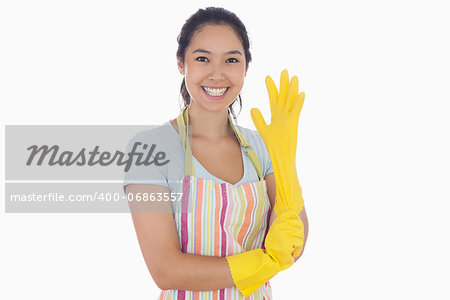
top-left (178, 24), bottom-right (247, 113)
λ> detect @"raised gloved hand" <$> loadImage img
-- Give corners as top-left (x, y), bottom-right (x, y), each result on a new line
top-left (226, 70), bottom-right (306, 297)
top-left (226, 210), bottom-right (304, 297)
top-left (251, 69), bottom-right (305, 215)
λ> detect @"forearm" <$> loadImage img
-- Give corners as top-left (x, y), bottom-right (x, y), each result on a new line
top-left (272, 164), bottom-right (304, 215)
top-left (160, 252), bottom-right (235, 291)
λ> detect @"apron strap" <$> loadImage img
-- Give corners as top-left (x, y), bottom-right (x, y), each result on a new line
top-left (176, 107), bottom-right (263, 181)
top-left (227, 114), bottom-right (264, 181)
top-left (176, 107), bottom-right (195, 176)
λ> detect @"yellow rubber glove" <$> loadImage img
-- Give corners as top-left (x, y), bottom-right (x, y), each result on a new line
top-left (226, 70), bottom-right (306, 297)
top-left (226, 210), bottom-right (304, 297)
top-left (264, 209), bottom-right (305, 269)
top-left (251, 69), bottom-right (305, 215)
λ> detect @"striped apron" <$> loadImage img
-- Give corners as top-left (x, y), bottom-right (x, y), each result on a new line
top-left (158, 108), bottom-right (273, 300)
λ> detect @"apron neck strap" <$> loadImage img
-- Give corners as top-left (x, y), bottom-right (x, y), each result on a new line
top-left (176, 107), bottom-right (195, 177)
top-left (176, 107), bottom-right (263, 181)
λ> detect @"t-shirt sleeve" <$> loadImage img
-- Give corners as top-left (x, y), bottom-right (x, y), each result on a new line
top-left (122, 130), bottom-right (169, 193)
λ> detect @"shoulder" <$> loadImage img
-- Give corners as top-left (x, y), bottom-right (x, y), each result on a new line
top-left (235, 125), bottom-right (266, 149)
top-left (128, 121), bottom-right (176, 142)
top-left (126, 121), bottom-right (180, 158)
top-left (235, 124), bottom-right (273, 177)
top-left (235, 125), bottom-right (270, 161)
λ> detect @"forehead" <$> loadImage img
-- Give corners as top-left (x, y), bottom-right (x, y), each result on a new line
top-left (188, 25), bottom-right (243, 52)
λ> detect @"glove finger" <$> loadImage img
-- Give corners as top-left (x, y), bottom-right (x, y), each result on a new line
top-left (292, 92), bottom-right (305, 118)
top-left (291, 236), bottom-right (303, 249)
top-left (287, 221), bottom-right (304, 233)
top-left (286, 75), bottom-right (299, 112)
top-left (278, 69), bottom-right (289, 107)
top-left (265, 75), bottom-right (279, 111)
top-left (273, 228), bottom-right (301, 238)
top-left (286, 220), bottom-right (303, 230)
top-left (282, 216), bottom-right (302, 227)
top-left (287, 228), bottom-right (304, 239)
top-left (250, 108), bottom-right (268, 135)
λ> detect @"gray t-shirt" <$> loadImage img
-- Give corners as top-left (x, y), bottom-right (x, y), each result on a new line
top-left (123, 121), bottom-right (274, 194)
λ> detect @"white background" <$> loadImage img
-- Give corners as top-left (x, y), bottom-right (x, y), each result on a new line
top-left (1, 0), bottom-right (449, 299)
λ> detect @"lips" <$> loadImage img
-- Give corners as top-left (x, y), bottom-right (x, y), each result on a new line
top-left (202, 86), bottom-right (229, 97)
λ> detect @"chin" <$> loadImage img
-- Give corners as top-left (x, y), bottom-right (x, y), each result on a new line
top-left (190, 100), bottom-right (229, 113)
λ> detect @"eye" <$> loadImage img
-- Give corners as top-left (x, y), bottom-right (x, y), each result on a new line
top-left (196, 56), bottom-right (209, 62)
top-left (226, 58), bottom-right (239, 63)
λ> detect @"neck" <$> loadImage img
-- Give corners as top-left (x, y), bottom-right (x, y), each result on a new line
top-left (187, 102), bottom-right (234, 140)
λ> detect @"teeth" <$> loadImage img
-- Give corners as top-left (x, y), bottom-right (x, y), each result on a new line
top-left (203, 87), bottom-right (228, 97)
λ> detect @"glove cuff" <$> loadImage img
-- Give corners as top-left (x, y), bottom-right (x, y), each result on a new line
top-left (226, 249), bottom-right (280, 297)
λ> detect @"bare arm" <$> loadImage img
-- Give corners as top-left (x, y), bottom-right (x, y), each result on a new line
top-left (265, 172), bottom-right (309, 262)
top-left (126, 184), bottom-right (234, 291)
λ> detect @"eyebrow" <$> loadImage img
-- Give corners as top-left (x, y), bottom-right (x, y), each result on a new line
top-left (192, 48), bottom-right (243, 56)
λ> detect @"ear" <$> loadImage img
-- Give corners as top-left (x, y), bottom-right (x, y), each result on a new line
top-left (177, 57), bottom-right (185, 75)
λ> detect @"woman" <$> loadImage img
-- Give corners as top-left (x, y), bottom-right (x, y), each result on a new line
top-left (124, 7), bottom-right (308, 299)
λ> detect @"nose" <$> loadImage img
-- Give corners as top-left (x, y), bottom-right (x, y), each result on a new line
top-left (208, 63), bottom-right (225, 81)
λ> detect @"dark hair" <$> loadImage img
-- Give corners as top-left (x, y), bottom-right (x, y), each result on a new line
top-left (176, 7), bottom-right (252, 121)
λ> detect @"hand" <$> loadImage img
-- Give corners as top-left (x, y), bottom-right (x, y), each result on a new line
top-left (226, 208), bottom-right (304, 296)
top-left (264, 210), bottom-right (305, 270)
top-left (251, 69), bottom-right (305, 215)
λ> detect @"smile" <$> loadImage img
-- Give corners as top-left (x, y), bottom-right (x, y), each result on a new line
top-left (202, 86), bottom-right (229, 97)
